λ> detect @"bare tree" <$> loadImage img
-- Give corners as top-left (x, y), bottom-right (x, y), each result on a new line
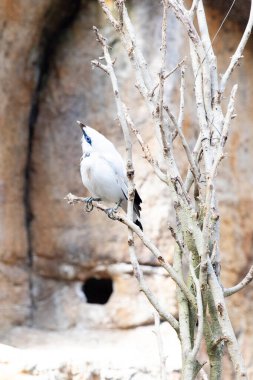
top-left (66, 1), bottom-right (253, 379)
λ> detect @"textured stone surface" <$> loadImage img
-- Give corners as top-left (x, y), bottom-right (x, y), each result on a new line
top-left (0, 0), bottom-right (82, 329)
top-left (0, 0), bottom-right (53, 328)
top-left (32, 264), bottom-right (177, 329)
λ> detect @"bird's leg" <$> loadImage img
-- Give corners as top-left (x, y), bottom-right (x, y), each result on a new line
top-left (114, 199), bottom-right (123, 212)
top-left (106, 199), bottom-right (123, 220)
top-left (84, 197), bottom-right (101, 212)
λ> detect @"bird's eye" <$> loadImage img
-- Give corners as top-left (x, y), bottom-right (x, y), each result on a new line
top-left (86, 136), bottom-right (92, 145)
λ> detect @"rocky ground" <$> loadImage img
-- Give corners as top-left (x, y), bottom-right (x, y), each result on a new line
top-left (0, 325), bottom-right (181, 380)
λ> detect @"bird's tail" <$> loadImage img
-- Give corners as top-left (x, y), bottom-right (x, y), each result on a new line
top-left (122, 190), bottom-right (143, 230)
top-left (133, 190), bottom-right (143, 231)
top-left (134, 217), bottom-right (143, 231)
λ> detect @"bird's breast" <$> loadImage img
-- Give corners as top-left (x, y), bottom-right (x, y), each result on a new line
top-left (80, 153), bottom-right (125, 204)
top-left (80, 155), bottom-right (94, 188)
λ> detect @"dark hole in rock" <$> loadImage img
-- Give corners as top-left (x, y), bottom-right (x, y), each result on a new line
top-left (82, 277), bottom-right (113, 304)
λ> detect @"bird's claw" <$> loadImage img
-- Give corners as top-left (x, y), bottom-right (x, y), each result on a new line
top-left (105, 200), bottom-right (122, 220)
top-left (84, 197), bottom-right (94, 212)
top-left (83, 197), bottom-right (101, 212)
top-left (106, 207), bottom-right (117, 220)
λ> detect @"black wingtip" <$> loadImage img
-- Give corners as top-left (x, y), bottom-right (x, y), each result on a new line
top-left (134, 189), bottom-right (142, 218)
top-left (135, 219), bottom-right (143, 231)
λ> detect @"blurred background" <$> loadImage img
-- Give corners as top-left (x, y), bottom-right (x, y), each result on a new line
top-left (0, 0), bottom-right (253, 378)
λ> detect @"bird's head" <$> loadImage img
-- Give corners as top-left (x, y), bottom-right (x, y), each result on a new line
top-left (77, 120), bottom-right (115, 157)
top-left (77, 120), bottom-right (93, 155)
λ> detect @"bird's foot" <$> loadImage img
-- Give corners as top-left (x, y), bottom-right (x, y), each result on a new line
top-left (106, 200), bottom-right (122, 220)
top-left (106, 208), bottom-right (117, 220)
top-left (84, 197), bottom-right (101, 212)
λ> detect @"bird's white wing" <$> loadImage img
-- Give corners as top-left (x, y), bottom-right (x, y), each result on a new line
top-left (84, 126), bottom-right (128, 194)
top-left (81, 152), bottom-right (127, 204)
top-left (101, 151), bottom-right (128, 198)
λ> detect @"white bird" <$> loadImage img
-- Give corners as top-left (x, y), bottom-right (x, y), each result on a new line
top-left (78, 121), bottom-right (142, 230)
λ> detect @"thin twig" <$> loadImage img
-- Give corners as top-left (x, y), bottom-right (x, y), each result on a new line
top-left (149, 58), bottom-right (186, 98)
top-left (219, 0), bottom-right (253, 96)
top-left (154, 312), bottom-right (167, 380)
top-left (124, 107), bottom-right (168, 184)
top-left (98, 0), bottom-right (120, 30)
top-left (189, 0), bottom-right (201, 19)
top-left (224, 264), bottom-right (253, 297)
top-left (168, 225), bottom-right (186, 256)
top-left (184, 134), bottom-right (202, 193)
top-left (129, 238), bottom-right (179, 332)
top-left (178, 64), bottom-right (186, 129)
top-left (211, 84), bottom-right (238, 177)
top-left (158, 0), bottom-right (169, 150)
top-left (164, 105), bottom-right (201, 189)
top-left (91, 59), bottom-right (110, 75)
top-left (195, 0), bottom-right (237, 96)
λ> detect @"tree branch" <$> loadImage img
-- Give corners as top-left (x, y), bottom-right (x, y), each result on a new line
top-left (219, 0), bottom-right (253, 96)
top-left (178, 63), bottom-right (186, 130)
top-left (91, 59), bottom-right (110, 75)
top-left (129, 236), bottom-right (179, 332)
top-left (124, 107), bottom-right (168, 184)
top-left (207, 259), bottom-right (247, 378)
top-left (98, 0), bottom-right (120, 30)
top-left (164, 104), bottom-right (201, 190)
top-left (211, 84), bottom-right (238, 177)
top-left (154, 311), bottom-right (167, 380)
top-left (65, 193), bottom-right (197, 309)
top-left (196, 0), bottom-right (218, 98)
top-left (224, 264), bottom-right (253, 297)
top-left (189, 0), bottom-right (201, 19)
top-left (189, 256), bottom-right (204, 361)
top-left (149, 58), bottom-right (186, 99)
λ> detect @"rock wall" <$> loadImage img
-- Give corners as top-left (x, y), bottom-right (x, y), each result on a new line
top-left (0, 0), bottom-right (253, 377)
top-left (0, 0), bottom-right (82, 329)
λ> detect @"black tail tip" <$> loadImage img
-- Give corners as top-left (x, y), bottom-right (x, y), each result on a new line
top-left (135, 219), bottom-right (143, 231)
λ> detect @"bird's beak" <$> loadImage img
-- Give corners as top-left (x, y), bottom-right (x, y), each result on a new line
top-left (77, 120), bottom-right (86, 130)
top-left (77, 120), bottom-right (87, 136)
